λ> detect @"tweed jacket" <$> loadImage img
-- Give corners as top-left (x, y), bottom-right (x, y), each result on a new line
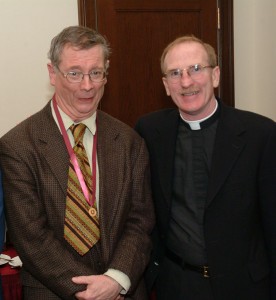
top-left (135, 100), bottom-right (276, 299)
top-left (0, 101), bottom-right (154, 300)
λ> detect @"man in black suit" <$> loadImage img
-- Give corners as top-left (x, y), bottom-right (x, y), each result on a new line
top-left (135, 35), bottom-right (276, 300)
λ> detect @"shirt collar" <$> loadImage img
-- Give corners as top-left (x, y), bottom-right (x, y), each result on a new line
top-left (51, 100), bottom-right (97, 135)
top-left (180, 99), bottom-right (219, 130)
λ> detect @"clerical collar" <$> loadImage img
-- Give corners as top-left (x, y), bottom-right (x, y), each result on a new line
top-left (180, 100), bottom-right (219, 130)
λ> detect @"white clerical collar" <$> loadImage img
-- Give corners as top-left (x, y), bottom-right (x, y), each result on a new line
top-left (180, 100), bottom-right (218, 130)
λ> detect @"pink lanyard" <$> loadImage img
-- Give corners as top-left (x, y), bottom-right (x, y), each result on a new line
top-left (53, 95), bottom-right (97, 207)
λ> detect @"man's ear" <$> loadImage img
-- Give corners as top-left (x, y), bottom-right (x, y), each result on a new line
top-left (212, 66), bottom-right (220, 88)
top-left (162, 77), bottom-right (171, 96)
top-left (47, 63), bottom-right (57, 86)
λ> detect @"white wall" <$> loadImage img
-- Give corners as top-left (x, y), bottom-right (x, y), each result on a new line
top-left (0, 0), bottom-right (78, 137)
top-left (234, 0), bottom-right (276, 120)
top-left (0, 1), bottom-right (275, 138)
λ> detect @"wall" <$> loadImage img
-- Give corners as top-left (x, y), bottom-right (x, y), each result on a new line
top-left (0, 1), bottom-right (275, 138)
top-left (234, 0), bottom-right (276, 120)
top-left (0, 0), bottom-right (78, 137)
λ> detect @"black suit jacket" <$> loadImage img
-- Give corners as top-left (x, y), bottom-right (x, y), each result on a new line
top-left (135, 100), bottom-right (276, 299)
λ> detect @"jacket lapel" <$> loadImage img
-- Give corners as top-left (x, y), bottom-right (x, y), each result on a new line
top-left (37, 103), bottom-right (69, 197)
top-left (95, 111), bottom-right (121, 261)
top-left (206, 106), bottom-right (246, 207)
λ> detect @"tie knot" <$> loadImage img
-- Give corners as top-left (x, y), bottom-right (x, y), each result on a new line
top-left (70, 123), bottom-right (86, 145)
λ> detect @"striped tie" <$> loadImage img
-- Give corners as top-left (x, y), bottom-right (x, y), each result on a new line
top-left (64, 123), bottom-right (100, 255)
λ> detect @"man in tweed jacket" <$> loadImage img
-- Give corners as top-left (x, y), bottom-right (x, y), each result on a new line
top-left (0, 26), bottom-right (154, 300)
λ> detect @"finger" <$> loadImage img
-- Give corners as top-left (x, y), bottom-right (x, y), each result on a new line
top-left (75, 291), bottom-right (85, 299)
top-left (72, 276), bottom-right (89, 284)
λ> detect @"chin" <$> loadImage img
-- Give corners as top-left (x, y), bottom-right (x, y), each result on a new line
top-left (181, 103), bottom-right (201, 113)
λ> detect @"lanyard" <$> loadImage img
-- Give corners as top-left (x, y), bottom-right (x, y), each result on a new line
top-left (53, 95), bottom-right (97, 207)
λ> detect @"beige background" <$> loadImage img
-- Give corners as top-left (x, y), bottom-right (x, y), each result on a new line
top-left (0, 0), bottom-right (275, 137)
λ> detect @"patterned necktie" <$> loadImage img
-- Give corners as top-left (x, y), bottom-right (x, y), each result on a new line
top-left (64, 123), bottom-right (100, 255)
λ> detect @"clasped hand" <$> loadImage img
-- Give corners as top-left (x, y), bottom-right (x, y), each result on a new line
top-left (72, 274), bottom-right (124, 300)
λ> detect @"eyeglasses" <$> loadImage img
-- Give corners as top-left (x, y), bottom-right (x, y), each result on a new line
top-left (164, 64), bottom-right (213, 83)
top-left (58, 69), bottom-right (106, 83)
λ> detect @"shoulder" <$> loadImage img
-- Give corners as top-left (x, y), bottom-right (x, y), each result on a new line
top-left (0, 102), bottom-right (53, 146)
top-left (135, 108), bottom-right (179, 135)
top-left (136, 108), bottom-right (178, 125)
top-left (220, 102), bottom-right (276, 132)
top-left (97, 110), bottom-right (143, 142)
top-left (0, 104), bottom-right (56, 153)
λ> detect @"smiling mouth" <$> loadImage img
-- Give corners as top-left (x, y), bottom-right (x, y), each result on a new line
top-left (181, 91), bottom-right (199, 96)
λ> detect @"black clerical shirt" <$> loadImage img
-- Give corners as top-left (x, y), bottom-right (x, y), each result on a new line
top-left (166, 106), bottom-right (220, 266)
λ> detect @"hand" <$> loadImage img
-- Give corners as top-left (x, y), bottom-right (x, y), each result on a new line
top-left (72, 274), bottom-right (122, 300)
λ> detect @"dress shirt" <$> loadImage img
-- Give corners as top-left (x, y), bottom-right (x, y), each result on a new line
top-left (51, 101), bottom-right (130, 293)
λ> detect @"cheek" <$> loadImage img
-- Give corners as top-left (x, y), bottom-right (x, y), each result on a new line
top-left (97, 86), bottom-right (105, 99)
top-left (95, 80), bottom-right (107, 97)
top-left (59, 79), bottom-right (76, 92)
top-left (168, 84), bottom-right (181, 97)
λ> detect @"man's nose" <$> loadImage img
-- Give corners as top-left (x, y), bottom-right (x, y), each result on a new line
top-left (180, 70), bottom-right (193, 87)
top-left (80, 74), bottom-right (95, 90)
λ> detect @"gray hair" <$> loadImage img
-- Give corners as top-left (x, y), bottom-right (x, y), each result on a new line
top-left (48, 25), bottom-right (111, 69)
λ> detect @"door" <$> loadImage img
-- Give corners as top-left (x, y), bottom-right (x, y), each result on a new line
top-left (78, 0), bottom-right (234, 126)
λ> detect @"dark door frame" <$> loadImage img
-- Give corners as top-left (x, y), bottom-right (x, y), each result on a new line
top-left (77, 0), bottom-right (234, 107)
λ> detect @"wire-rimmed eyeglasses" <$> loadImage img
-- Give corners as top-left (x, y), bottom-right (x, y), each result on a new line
top-left (58, 68), bottom-right (107, 83)
top-left (164, 64), bottom-right (214, 83)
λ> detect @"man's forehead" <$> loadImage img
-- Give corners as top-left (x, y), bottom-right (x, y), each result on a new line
top-left (164, 42), bottom-right (208, 66)
top-left (167, 41), bottom-right (206, 56)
